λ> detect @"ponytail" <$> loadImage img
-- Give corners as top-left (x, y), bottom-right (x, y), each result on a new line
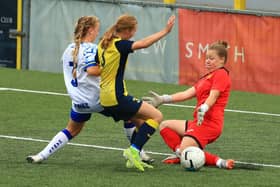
top-left (72, 16), bottom-right (99, 78)
top-left (100, 25), bottom-right (117, 49)
top-left (99, 14), bottom-right (137, 50)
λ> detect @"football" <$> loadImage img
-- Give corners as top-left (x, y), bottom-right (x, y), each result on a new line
top-left (180, 146), bottom-right (205, 171)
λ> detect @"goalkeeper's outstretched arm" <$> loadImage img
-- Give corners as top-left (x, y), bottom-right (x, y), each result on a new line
top-left (169, 87), bottom-right (196, 103)
top-left (142, 87), bottom-right (196, 108)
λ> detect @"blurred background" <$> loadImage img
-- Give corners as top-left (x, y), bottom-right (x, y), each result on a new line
top-left (1, 0), bottom-right (279, 95)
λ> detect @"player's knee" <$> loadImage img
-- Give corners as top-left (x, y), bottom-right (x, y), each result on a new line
top-left (159, 120), bottom-right (169, 131)
top-left (153, 110), bottom-right (163, 124)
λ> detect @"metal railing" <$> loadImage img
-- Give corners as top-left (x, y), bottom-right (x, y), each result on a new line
top-left (85, 0), bottom-right (280, 17)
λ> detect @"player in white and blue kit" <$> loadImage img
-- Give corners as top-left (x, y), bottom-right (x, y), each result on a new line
top-left (26, 16), bottom-right (152, 164)
top-left (63, 42), bottom-right (103, 116)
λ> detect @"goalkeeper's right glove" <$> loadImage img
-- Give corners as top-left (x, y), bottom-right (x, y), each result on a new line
top-left (142, 91), bottom-right (172, 108)
top-left (197, 103), bottom-right (209, 126)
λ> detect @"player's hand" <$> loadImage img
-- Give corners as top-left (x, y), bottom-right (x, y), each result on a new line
top-left (142, 91), bottom-right (164, 108)
top-left (142, 91), bottom-right (172, 108)
top-left (165, 15), bottom-right (175, 33)
top-left (197, 104), bottom-right (209, 126)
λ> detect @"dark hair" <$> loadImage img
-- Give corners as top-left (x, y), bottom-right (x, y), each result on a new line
top-left (208, 40), bottom-right (228, 64)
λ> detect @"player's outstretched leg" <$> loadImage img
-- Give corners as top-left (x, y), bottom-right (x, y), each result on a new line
top-left (123, 146), bottom-right (153, 171)
top-left (123, 146), bottom-right (145, 171)
top-left (26, 154), bottom-right (45, 163)
top-left (140, 150), bottom-right (155, 164)
top-left (26, 129), bottom-right (73, 163)
top-left (217, 159), bottom-right (235, 169)
top-left (123, 121), bottom-right (155, 164)
top-left (162, 154), bottom-right (180, 164)
top-left (125, 159), bottom-right (154, 169)
top-left (204, 151), bottom-right (235, 169)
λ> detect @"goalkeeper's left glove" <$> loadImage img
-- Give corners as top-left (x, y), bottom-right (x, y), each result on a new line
top-left (142, 91), bottom-right (172, 108)
top-left (197, 103), bottom-right (209, 126)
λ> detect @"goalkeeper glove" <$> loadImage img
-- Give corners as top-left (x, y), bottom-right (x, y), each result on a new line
top-left (197, 103), bottom-right (209, 126)
top-left (142, 91), bottom-right (172, 108)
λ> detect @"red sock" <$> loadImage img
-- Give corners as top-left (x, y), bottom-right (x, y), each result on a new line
top-left (160, 127), bottom-right (181, 152)
top-left (204, 151), bottom-right (219, 166)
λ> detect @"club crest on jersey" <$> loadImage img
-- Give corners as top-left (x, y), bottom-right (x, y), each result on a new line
top-left (132, 97), bottom-right (140, 103)
top-left (71, 78), bottom-right (78, 87)
top-left (206, 74), bottom-right (213, 79)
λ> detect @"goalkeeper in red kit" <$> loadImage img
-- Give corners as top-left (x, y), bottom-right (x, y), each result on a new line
top-left (143, 41), bottom-right (234, 169)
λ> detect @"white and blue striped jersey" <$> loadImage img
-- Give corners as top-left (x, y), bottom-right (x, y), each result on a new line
top-left (62, 42), bottom-right (103, 113)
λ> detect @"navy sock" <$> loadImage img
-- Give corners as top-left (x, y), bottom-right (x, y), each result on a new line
top-left (131, 122), bottom-right (156, 150)
top-left (62, 129), bottom-right (73, 140)
top-left (130, 130), bottom-right (137, 144)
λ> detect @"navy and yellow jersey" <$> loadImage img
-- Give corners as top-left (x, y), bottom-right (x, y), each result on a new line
top-left (97, 38), bottom-right (134, 106)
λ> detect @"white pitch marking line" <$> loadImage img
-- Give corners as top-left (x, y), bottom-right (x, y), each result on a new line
top-left (0, 87), bottom-right (68, 96)
top-left (235, 161), bottom-right (280, 168)
top-left (1, 87), bottom-right (280, 117)
top-left (1, 134), bottom-right (280, 169)
top-left (0, 134), bottom-right (169, 156)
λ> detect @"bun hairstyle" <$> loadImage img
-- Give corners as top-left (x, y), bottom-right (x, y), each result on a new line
top-left (209, 40), bottom-right (229, 64)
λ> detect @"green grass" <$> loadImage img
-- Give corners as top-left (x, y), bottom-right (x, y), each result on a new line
top-left (0, 67), bottom-right (279, 187)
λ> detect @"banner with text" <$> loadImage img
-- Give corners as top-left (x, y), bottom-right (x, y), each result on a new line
top-left (178, 9), bottom-right (280, 95)
top-left (29, 0), bottom-right (178, 84)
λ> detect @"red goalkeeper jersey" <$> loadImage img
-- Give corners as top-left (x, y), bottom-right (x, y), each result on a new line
top-left (194, 68), bottom-right (231, 127)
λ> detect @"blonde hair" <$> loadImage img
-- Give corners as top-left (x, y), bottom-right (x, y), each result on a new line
top-left (100, 14), bottom-right (137, 49)
top-left (72, 16), bottom-right (99, 78)
top-left (209, 40), bottom-right (228, 64)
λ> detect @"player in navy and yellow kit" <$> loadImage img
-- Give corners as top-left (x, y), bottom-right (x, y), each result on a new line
top-left (26, 16), bottom-right (152, 164)
top-left (96, 14), bottom-right (175, 171)
top-left (144, 41), bottom-right (235, 170)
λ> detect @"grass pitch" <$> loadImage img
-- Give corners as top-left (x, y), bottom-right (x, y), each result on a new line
top-left (0, 68), bottom-right (279, 187)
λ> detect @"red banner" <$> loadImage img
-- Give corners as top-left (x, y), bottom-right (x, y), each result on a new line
top-left (178, 9), bottom-right (280, 95)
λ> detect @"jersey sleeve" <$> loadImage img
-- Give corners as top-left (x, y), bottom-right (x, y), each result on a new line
top-left (95, 50), bottom-right (100, 65)
top-left (211, 69), bottom-right (230, 92)
top-left (83, 44), bottom-right (98, 70)
top-left (115, 40), bottom-right (134, 54)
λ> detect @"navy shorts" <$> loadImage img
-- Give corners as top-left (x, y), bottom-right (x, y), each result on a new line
top-left (70, 108), bottom-right (92, 122)
top-left (103, 95), bottom-right (142, 122)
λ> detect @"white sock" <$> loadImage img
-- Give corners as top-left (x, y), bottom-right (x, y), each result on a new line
top-left (123, 122), bottom-right (148, 157)
top-left (216, 158), bottom-right (226, 168)
top-left (38, 129), bottom-right (72, 159)
top-left (123, 123), bottom-right (136, 141)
